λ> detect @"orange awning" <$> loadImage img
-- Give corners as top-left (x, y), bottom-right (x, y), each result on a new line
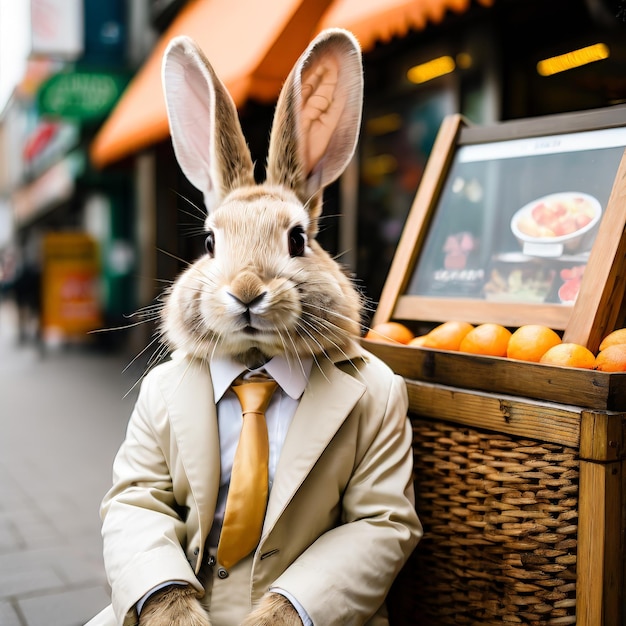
top-left (91, 0), bottom-right (494, 169)
top-left (317, 0), bottom-right (495, 51)
top-left (90, 0), bottom-right (333, 169)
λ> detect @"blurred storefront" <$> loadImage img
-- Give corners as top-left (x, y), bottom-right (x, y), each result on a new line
top-left (88, 0), bottom-right (626, 326)
top-left (0, 0), bottom-right (135, 346)
top-left (350, 0), bottom-right (626, 303)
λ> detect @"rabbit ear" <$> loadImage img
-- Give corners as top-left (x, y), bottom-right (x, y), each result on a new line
top-left (162, 36), bottom-right (255, 209)
top-left (266, 28), bottom-right (363, 208)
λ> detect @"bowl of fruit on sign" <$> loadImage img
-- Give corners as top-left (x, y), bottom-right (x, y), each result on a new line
top-left (558, 265), bottom-right (585, 304)
top-left (510, 192), bottom-right (601, 257)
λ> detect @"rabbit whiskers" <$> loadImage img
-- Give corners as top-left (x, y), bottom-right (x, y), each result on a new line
top-left (90, 255), bottom-right (369, 398)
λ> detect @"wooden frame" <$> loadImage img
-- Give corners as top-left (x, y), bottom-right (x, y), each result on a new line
top-left (374, 105), bottom-right (626, 352)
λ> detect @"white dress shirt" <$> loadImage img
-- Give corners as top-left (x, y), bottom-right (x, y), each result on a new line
top-left (207, 353), bottom-right (312, 546)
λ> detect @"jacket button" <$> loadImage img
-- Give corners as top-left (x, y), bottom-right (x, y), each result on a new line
top-left (207, 555), bottom-right (216, 566)
top-left (193, 547), bottom-right (200, 556)
top-left (217, 567), bottom-right (229, 579)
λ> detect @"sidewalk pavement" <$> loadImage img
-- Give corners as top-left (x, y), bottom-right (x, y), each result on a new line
top-left (0, 300), bottom-right (142, 626)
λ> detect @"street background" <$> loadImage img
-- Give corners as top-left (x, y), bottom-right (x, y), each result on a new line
top-left (1, 1), bottom-right (625, 625)
top-left (0, 298), bottom-right (139, 626)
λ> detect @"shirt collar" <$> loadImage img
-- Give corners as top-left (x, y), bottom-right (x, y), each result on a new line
top-left (210, 354), bottom-right (312, 403)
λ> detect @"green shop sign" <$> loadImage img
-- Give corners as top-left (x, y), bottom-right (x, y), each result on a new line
top-left (38, 71), bottom-right (128, 121)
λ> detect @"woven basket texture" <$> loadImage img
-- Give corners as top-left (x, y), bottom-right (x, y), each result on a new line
top-left (388, 418), bottom-right (579, 626)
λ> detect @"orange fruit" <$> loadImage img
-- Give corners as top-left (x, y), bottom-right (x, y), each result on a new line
top-left (458, 323), bottom-right (512, 357)
top-left (595, 344), bottom-right (626, 372)
top-left (365, 322), bottom-right (414, 345)
top-left (539, 343), bottom-right (596, 369)
top-left (422, 321), bottom-right (474, 351)
top-left (408, 335), bottom-right (429, 347)
top-left (506, 325), bottom-right (561, 362)
top-left (599, 328), bottom-right (626, 352)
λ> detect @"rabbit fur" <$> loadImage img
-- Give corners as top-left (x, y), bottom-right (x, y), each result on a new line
top-left (142, 28), bottom-right (365, 626)
top-left (160, 28), bottom-right (364, 372)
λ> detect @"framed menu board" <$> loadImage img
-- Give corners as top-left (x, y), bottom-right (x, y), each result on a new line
top-left (374, 105), bottom-right (626, 351)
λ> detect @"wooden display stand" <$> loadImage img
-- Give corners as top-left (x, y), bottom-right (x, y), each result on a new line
top-left (367, 106), bottom-right (626, 626)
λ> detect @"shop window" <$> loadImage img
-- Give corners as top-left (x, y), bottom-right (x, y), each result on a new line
top-left (357, 90), bottom-right (455, 307)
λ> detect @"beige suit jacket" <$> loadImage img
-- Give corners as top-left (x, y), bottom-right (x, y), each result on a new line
top-left (88, 342), bottom-right (422, 626)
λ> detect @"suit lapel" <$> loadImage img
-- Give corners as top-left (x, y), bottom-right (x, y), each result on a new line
top-left (263, 354), bottom-right (366, 532)
top-left (160, 355), bottom-right (221, 543)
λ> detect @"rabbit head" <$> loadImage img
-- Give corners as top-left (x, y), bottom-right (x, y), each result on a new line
top-left (161, 29), bottom-right (364, 368)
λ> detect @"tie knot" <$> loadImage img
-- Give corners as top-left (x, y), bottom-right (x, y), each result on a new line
top-left (231, 380), bottom-right (278, 416)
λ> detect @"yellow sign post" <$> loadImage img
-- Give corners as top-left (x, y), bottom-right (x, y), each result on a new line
top-left (42, 232), bottom-right (102, 343)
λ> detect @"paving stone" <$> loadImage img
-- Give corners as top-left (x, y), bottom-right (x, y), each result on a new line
top-left (18, 586), bottom-right (110, 626)
top-left (0, 517), bottom-right (23, 552)
top-left (40, 546), bottom-right (107, 587)
top-left (0, 469), bottom-right (30, 512)
top-left (0, 302), bottom-right (136, 624)
top-left (12, 513), bottom-right (64, 551)
top-left (0, 600), bottom-right (23, 626)
top-left (0, 557), bottom-right (63, 598)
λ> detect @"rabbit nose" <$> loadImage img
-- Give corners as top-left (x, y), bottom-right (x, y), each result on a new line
top-left (227, 290), bottom-right (267, 309)
top-left (228, 271), bottom-right (267, 309)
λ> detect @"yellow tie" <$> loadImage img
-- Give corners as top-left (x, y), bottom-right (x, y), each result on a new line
top-left (217, 379), bottom-right (278, 569)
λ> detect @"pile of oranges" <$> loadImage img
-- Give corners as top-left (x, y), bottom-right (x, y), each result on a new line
top-left (365, 321), bottom-right (626, 372)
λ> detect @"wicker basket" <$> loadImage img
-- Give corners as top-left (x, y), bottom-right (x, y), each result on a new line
top-left (390, 419), bottom-right (579, 626)
top-left (368, 342), bottom-right (626, 626)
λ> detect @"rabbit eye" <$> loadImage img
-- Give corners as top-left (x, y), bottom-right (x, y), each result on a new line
top-left (288, 226), bottom-right (306, 257)
top-left (204, 231), bottom-right (215, 256)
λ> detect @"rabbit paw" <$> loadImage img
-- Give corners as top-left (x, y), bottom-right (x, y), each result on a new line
top-left (138, 585), bottom-right (211, 626)
top-left (240, 592), bottom-right (303, 626)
